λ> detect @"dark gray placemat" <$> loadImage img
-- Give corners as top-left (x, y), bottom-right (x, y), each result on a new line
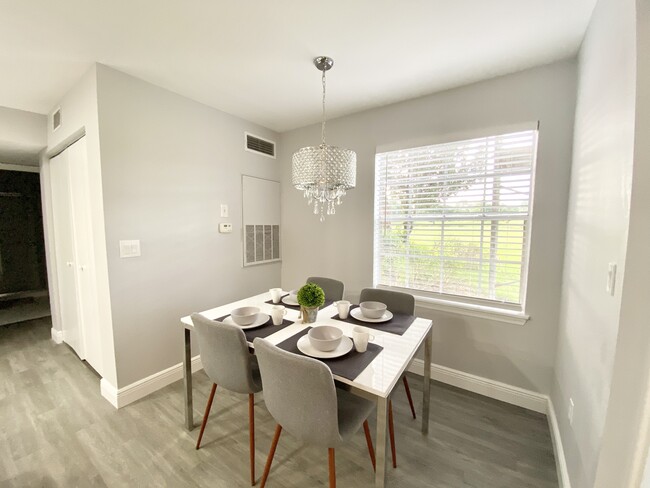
top-left (275, 327), bottom-right (383, 381)
top-left (265, 294), bottom-right (300, 309)
top-left (214, 314), bottom-right (294, 341)
top-left (331, 305), bottom-right (416, 336)
top-left (265, 294), bottom-right (334, 310)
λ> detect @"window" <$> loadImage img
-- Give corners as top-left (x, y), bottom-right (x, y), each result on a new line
top-left (374, 130), bottom-right (537, 310)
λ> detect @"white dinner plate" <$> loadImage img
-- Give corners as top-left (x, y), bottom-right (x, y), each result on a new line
top-left (221, 313), bottom-right (270, 330)
top-left (350, 308), bottom-right (393, 323)
top-left (282, 295), bottom-right (299, 306)
top-left (297, 335), bottom-right (353, 359)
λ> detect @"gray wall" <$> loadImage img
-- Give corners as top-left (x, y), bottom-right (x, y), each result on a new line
top-left (551, 0), bottom-right (638, 486)
top-left (279, 60), bottom-right (576, 395)
top-left (0, 106), bottom-right (46, 165)
top-left (95, 65), bottom-right (281, 387)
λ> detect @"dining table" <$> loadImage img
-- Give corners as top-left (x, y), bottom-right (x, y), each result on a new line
top-left (179, 291), bottom-right (433, 488)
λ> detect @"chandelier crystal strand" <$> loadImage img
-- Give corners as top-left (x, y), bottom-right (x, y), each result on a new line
top-left (291, 56), bottom-right (356, 222)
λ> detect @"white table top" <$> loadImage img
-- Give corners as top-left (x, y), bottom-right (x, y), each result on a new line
top-left (180, 291), bottom-right (433, 399)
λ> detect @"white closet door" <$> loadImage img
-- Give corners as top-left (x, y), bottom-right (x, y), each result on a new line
top-left (50, 148), bottom-right (85, 358)
top-left (67, 138), bottom-right (102, 371)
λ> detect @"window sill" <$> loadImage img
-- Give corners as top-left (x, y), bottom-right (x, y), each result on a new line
top-left (414, 296), bottom-right (530, 326)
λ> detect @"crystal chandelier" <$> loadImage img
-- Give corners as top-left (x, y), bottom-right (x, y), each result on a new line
top-left (292, 56), bottom-right (356, 222)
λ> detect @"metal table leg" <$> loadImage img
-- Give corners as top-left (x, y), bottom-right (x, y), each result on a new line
top-left (422, 327), bottom-right (432, 435)
top-left (375, 396), bottom-right (388, 487)
top-left (183, 327), bottom-right (194, 430)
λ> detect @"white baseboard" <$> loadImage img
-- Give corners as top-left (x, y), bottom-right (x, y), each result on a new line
top-left (547, 398), bottom-right (571, 488)
top-left (407, 359), bottom-right (571, 485)
top-left (50, 327), bottom-right (63, 344)
top-left (100, 378), bottom-right (119, 408)
top-left (408, 359), bottom-right (548, 413)
top-left (100, 355), bottom-right (203, 409)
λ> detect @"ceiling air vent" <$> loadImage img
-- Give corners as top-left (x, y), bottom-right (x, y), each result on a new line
top-left (52, 108), bottom-right (61, 132)
top-left (245, 132), bottom-right (276, 159)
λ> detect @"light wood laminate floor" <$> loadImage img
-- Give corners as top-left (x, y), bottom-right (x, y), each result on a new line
top-left (0, 318), bottom-right (558, 487)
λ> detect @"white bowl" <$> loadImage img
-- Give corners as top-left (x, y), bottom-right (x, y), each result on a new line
top-left (289, 289), bottom-right (299, 300)
top-left (231, 306), bottom-right (260, 326)
top-left (359, 301), bottom-right (387, 319)
top-left (308, 326), bottom-right (343, 352)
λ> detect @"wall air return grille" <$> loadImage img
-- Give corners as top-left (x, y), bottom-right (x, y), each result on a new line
top-left (52, 108), bottom-right (61, 132)
top-left (245, 132), bottom-right (276, 158)
top-left (244, 224), bottom-right (280, 266)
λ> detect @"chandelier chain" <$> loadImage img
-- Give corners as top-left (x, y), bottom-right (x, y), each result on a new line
top-left (321, 68), bottom-right (327, 145)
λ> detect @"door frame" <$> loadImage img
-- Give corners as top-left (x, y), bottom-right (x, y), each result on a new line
top-left (0, 163), bottom-right (40, 174)
top-left (41, 112), bottom-right (119, 400)
top-left (40, 131), bottom-right (85, 344)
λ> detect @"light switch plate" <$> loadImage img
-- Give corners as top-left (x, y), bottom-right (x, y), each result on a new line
top-left (219, 223), bottom-right (232, 233)
top-left (119, 240), bottom-right (141, 258)
top-left (220, 204), bottom-right (229, 218)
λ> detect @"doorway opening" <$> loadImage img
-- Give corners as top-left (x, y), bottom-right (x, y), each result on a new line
top-left (0, 168), bottom-right (50, 326)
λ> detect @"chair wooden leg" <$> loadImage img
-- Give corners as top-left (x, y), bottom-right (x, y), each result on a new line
top-left (362, 420), bottom-right (376, 471)
top-left (389, 400), bottom-right (397, 468)
top-left (328, 448), bottom-right (336, 488)
top-left (260, 424), bottom-right (282, 488)
top-left (196, 383), bottom-right (217, 450)
top-left (403, 376), bottom-right (417, 419)
top-left (249, 393), bottom-right (255, 485)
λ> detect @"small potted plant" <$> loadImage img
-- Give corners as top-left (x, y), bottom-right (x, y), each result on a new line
top-left (297, 282), bottom-right (325, 324)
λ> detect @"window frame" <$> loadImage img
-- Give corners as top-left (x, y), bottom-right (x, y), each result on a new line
top-left (372, 126), bottom-right (539, 323)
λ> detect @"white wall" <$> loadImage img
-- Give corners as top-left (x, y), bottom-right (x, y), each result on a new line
top-left (280, 60), bottom-right (576, 395)
top-left (43, 66), bottom-right (118, 387)
top-left (551, 0), bottom-right (638, 485)
top-left (95, 65), bottom-right (281, 387)
top-left (592, 0), bottom-right (650, 485)
top-left (0, 106), bottom-right (46, 165)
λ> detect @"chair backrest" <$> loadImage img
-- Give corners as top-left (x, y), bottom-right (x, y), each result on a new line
top-left (191, 313), bottom-right (260, 394)
top-left (306, 277), bottom-right (345, 301)
top-left (253, 338), bottom-right (342, 447)
top-left (359, 288), bottom-right (415, 315)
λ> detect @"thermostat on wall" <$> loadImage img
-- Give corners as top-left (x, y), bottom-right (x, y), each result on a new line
top-left (219, 223), bottom-right (232, 233)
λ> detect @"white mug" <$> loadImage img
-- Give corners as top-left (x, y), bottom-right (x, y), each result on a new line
top-left (335, 300), bottom-right (351, 319)
top-left (269, 288), bottom-right (283, 304)
top-left (270, 305), bottom-right (287, 325)
top-left (352, 326), bottom-right (375, 353)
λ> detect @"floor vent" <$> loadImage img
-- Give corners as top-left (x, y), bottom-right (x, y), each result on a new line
top-left (245, 132), bottom-right (276, 158)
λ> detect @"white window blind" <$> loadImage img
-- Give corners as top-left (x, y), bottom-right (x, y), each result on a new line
top-left (374, 130), bottom-right (538, 307)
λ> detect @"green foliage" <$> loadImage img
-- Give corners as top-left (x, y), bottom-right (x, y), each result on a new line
top-left (379, 219), bottom-right (524, 303)
top-left (297, 283), bottom-right (325, 308)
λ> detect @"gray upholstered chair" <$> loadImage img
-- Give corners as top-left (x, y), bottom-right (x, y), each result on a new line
top-left (191, 313), bottom-right (263, 486)
top-left (359, 288), bottom-right (418, 468)
top-left (359, 288), bottom-right (415, 318)
top-left (253, 338), bottom-right (377, 488)
top-left (306, 276), bottom-right (345, 301)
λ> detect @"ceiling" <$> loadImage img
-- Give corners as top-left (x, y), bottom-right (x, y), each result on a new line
top-left (0, 1), bottom-right (596, 133)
